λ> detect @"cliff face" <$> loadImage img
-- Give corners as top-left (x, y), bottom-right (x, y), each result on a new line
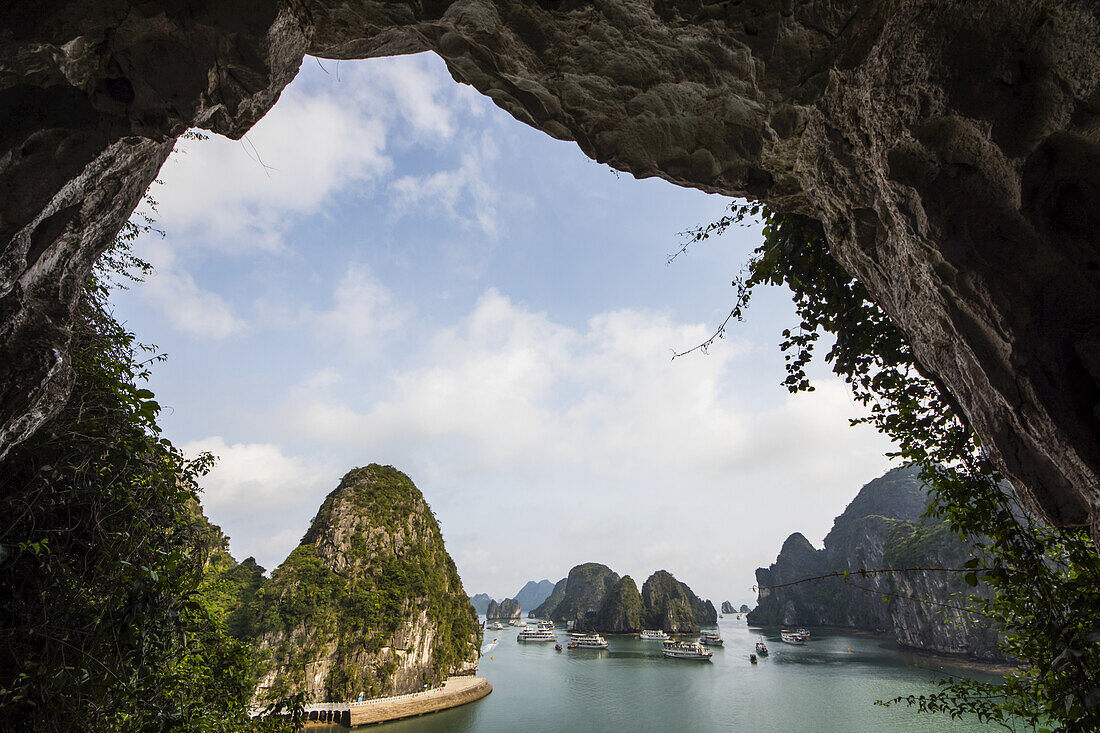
top-left (720, 601), bottom-right (735, 615)
top-left (547, 563), bottom-right (620, 625)
top-left (748, 466), bottom-right (1004, 661)
top-left (486, 598), bottom-right (521, 621)
top-left (586, 576), bottom-right (643, 634)
top-left (250, 465), bottom-right (480, 702)
top-left (529, 578), bottom-right (566, 619)
top-left (513, 580), bottom-right (555, 612)
top-left (641, 571), bottom-right (704, 634)
top-left (2, 0), bottom-right (1099, 549)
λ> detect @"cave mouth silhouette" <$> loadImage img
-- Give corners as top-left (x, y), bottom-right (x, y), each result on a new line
top-left (1, 0), bottom-right (1099, 541)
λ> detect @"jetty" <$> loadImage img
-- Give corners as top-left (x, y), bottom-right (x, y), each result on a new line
top-left (299, 676), bottom-right (492, 727)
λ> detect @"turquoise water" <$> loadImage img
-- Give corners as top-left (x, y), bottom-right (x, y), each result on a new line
top-left (313, 617), bottom-right (1007, 731)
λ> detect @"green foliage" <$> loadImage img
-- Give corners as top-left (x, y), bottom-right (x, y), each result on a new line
top-left (683, 203), bottom-right (1100, 729)
top-left (250, 465), bottom-right (480, 703)
top-left (0, 228), bottom-right (297, 730)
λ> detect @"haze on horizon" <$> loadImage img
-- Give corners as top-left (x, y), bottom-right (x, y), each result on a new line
top-left (111, 53), bottom-right (895, 606)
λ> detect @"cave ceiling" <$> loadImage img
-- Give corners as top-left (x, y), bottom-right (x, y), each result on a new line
top-left (1, 0), bottom-right (1098, 539)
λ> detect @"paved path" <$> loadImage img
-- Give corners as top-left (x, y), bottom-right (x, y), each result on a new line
top-left (348, 676), bottom-right (491, 726)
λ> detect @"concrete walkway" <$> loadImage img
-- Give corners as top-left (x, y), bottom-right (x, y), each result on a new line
top-left (347, 676), bottom-right (492, 726)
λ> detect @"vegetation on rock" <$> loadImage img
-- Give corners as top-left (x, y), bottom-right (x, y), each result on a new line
top-left (235, 465), bottom-right (481, 703)
top-left (592, 577), bottom-right (644, 633)
top-left (641, 571), bottom-right (703, 633)
top-left (682, 204), bottom-right (1100, 728)
top-left (0, 226), bottom-right (294, 730)
top-left (530, 578), bottom-right (567, 619)
top-left (547, 563), bottom-right (621, 624)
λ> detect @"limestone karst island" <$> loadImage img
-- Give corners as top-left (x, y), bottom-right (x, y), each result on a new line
top-left (2, 0), bottom-right (1098, 730)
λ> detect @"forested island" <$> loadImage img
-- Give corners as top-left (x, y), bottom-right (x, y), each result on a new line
top-left (526, 562), bottom-right (716, 634)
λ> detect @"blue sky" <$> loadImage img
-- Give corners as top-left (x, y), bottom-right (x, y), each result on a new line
top-left (112, 53), bottom-right (894, 605)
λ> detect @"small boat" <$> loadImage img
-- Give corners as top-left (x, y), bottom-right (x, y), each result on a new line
top-left (555, 644), bottom-right (563, 652)
top-left (719, 614), bottom-right (724, 618)
top-left (781, 630), bottom-right (805, 645)
top-left (518, 627), bottom-right (557, 642)
top-left (699, 632), bottom-right (724, 647)
top-left (639, 629), bottom-right (670, 641)
top-left (510, 619), bottom-right (527, 627)
top-left (662, 641), bottom-right (713, 660)
top-left (487, 621), bottom-right (504, 631)
top-left (795, 627), bottom-right (810, 640)
top-left (749, 653), bottom-right (758, 664)
top-left (570, 633), bottom-right (609, 649)
top-left (755, 641), bottom-right (769, 656)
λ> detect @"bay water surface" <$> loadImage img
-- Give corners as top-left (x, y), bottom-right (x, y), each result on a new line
top-left (313, 616), bottom-right (1008, 731)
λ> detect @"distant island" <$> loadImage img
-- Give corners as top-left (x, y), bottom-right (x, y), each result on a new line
top-left (747, 466), bottom-right (1006, 662)
top-left (525, 562), bottom-right (716, 634)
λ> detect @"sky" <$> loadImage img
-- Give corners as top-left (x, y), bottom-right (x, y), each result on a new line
top-left (111, 53), bottom-right (896, 607)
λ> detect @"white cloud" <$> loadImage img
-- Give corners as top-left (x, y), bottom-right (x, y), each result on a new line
top-left (183, 436), bottom-right (338, 569)
top-left (307, 262), bottom-right (408, 342)
top-left (264, 288), bottom-right (895, 599)
top-left (153, 80), bottom-right (392, 253)
top-left (390, 134), bottom-right (501, 236)
top-left (135, 240), bottom-right (244, 339)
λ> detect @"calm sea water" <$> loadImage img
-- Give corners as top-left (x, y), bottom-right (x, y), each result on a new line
top-left (311, 617), bottom-right (1007, 731)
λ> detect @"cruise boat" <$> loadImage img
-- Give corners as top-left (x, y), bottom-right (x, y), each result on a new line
top-left (795, 627), bottom-right (810, 640)
top-left (755, 641), bottom-right (769, 656)
top-left (487, 621), bottom-right (504, 631)
top-left (537, 621), bottom-right (554, 631)
top-left (510, 619), bottom-right (527, 627)
top-left (699, 632), bottom-right (724, 647)
top-left (662, 641), bottom-right (713, 660)
top-left (518, 627), bottom-right (557, 642)
top-left (569, 633), bottom-right (609, 649)
top-left (639, 629), bottom-right (670, 641)
top-left (781, 630), bottom-right (805, 644)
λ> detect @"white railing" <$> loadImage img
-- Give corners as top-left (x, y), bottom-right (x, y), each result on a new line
top-left (349, 686), bottom-right (446, 708)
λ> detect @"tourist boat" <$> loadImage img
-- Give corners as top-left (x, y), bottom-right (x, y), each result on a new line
top-left (795, 627), bottom-right (810, 640)
top-left (569, 633), bottom-right (609, 649)
top-left (755, 641), bottom-right (769, 656)
top-left (781, 630), bottom-right (805, 644)
top-left (719, 614), bottom-right (724, 618)
top-left (662, 641), bottom-right (713, 660)
top-left (555, 644), bottom-right (563, 651)
top-left (639, 629), bottom-right (670, 641)
top-left (537, 621), bottom-right (554, 631)
top-left (699, 632), bottom-right (724, 647)
top-left (749, 653), bottom-right (758, 664)
top-left (510, 619), bottom-right (527, 627)
top-left (517, 627), bottom-right (557, 642)
top-left (487, 621), bottom-right (504, 631)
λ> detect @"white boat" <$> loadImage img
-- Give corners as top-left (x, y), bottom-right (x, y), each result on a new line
top-left (755, 641), bottom-right (769, 656)
top-left (699, 632), bottom-right (724, 647)
top-left (510, 619), bottom-right (527, 627)
top-left (795, 627), bottom-right (810, 640)
top-left (568, 634), bottom-right (608, 649)
top-left (487, 621), bottom-right (504, 631)
top-left (639, 629), bottom-right (670, 640)
top-left (537, 621), bottom-right (554, 631)
top-left (518, 627), bottom-right (557, 642)
top-left (662, 641), bottom-right (713, 660)
top-left (781, 630), bottom-right (805, 644)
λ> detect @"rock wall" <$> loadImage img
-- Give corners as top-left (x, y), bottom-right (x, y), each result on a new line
top-left (2, 1), bottom-right (1099, 541)
top-left (748, 466), bottom-right (1005, 661)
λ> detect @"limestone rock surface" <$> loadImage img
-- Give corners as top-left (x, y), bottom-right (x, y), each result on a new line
top-left (1, 0), bottom-right (1099, 543)
top-left (748, 466), bottom-right (1005, 661)
top-left (721, 601), bottom-right (735, 615)
top-left (250, 464), bottom-right (481, 702)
